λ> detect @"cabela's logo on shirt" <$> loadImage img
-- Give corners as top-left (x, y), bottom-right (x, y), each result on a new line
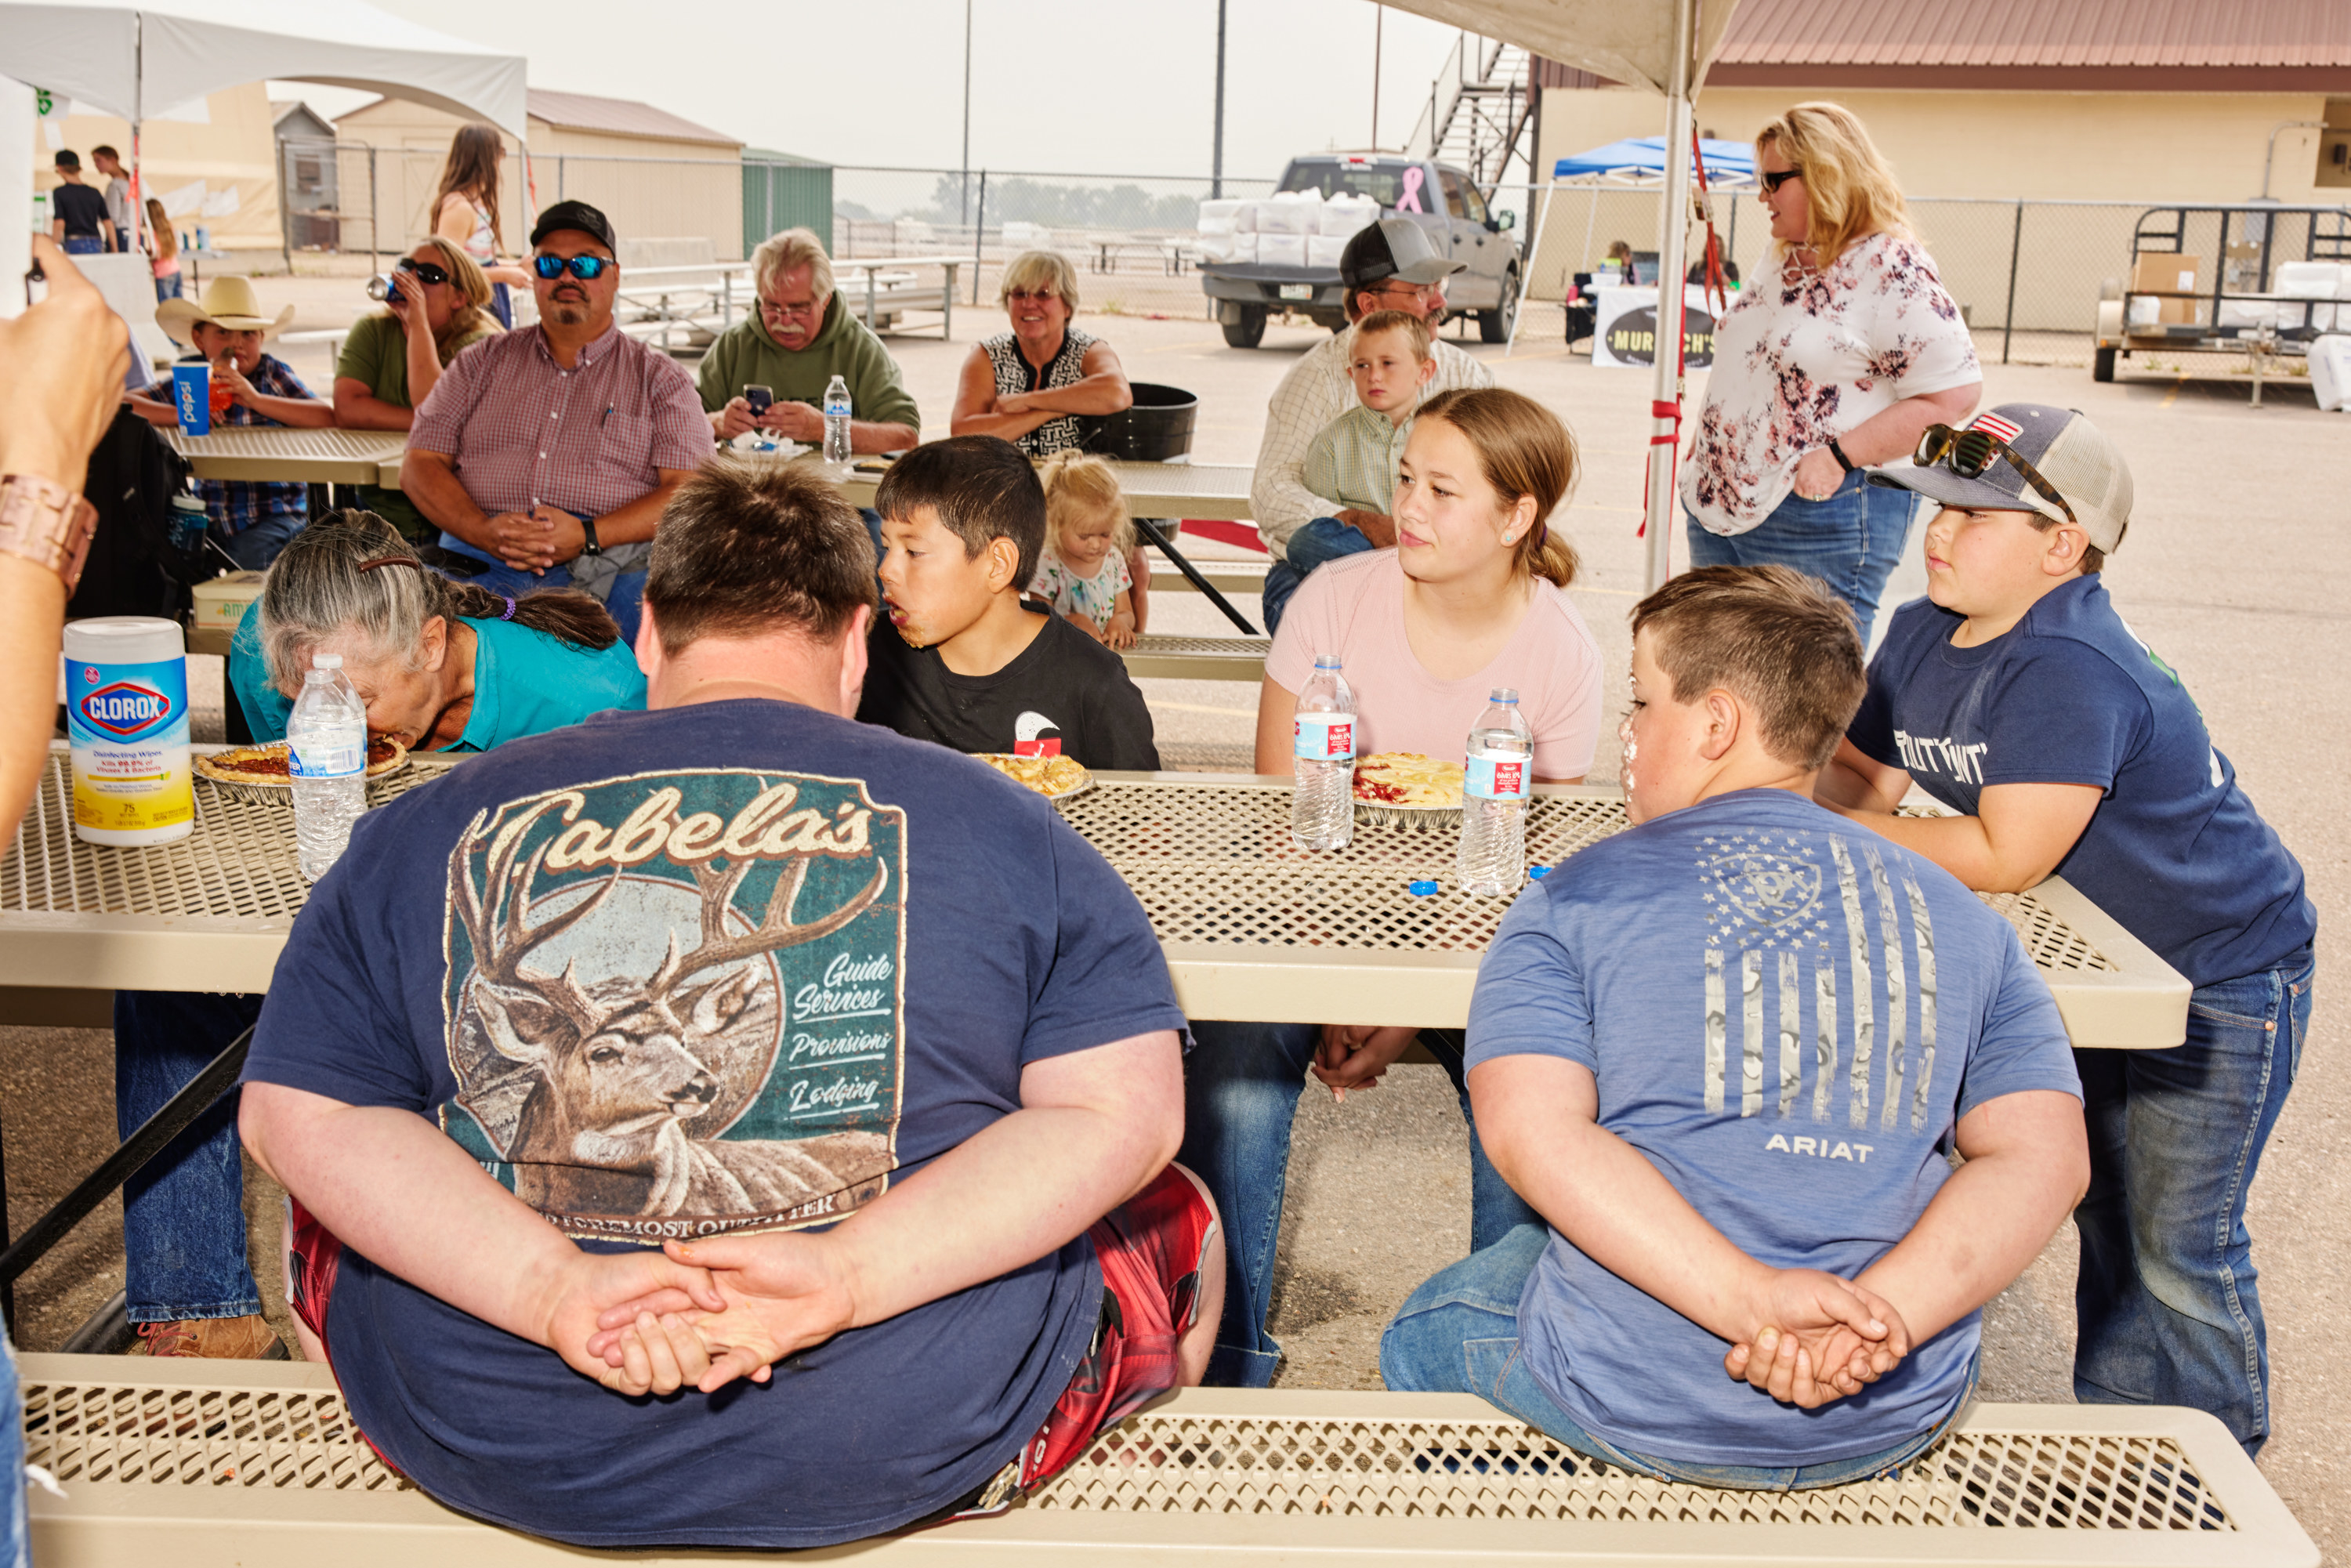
top-left (438, 769), bottom-right (908, 1243)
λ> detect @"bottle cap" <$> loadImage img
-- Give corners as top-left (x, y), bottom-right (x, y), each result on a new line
top-left (312, 653), bottom-right (343, 670)
top-left (1490, 687), bottom-right (1520, 704)
top-left (1314, 654), bottom-right (1343, 670)
top-left (1407, 879), bottom-right (1440, 896)
top-left (1528, 864), bottom-right (1552, 880)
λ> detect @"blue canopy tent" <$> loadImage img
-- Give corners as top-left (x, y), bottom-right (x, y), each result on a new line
top-left (1553, 136), bottom-right (1756, 187)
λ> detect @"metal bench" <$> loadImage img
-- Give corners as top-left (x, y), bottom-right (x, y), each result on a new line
top-left (1148, 556), bottom-right (1271, 598)
top-left (21, 1356), bottom-right (2315, 1564)
top-left (835, 256), bottom-right (974, 340)
top-left (1122, 633), bottom-right (1268, 682)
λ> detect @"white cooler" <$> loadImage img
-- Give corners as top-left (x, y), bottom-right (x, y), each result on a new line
top-left (2309, 335), bottom-right (2351, 413)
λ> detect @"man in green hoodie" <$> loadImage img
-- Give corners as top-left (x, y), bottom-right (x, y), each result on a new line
top-left (701, 227), bottom-right (922, 454)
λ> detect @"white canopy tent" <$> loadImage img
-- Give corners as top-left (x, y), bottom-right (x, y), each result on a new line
top-left (1377, 0), bottom-right (1744, 590)
top-left (2, 0), bottom-right (527, 317)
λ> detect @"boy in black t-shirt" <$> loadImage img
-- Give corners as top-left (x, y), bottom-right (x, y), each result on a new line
top-left (1812, 404), bottom-right (2316, 1458)
top-left (49, 151), bottom-right (116, 255)
top-left (857, 435), bottom-right (1160, 770)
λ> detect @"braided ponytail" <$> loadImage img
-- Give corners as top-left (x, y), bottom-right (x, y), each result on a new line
top-left (425, 575), bottom-right (621, 651)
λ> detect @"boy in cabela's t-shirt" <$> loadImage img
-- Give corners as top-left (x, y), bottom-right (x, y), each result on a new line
top-left (1817, 404), bottom-right (2316, 1458)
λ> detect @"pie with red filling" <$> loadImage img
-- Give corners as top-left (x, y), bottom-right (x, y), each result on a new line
top-left (194, 735), bottom-right (408, 786)
top-left (1352, 751), bottom-right (1464, 809)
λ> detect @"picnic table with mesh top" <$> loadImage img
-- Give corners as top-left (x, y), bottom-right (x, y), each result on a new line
top-left (18, 1356), bottom-right (2319, 1565)
top-left (0, 752), bottom-right (2188, 1048)
top-left (163, 427), bottom-right (411, 486)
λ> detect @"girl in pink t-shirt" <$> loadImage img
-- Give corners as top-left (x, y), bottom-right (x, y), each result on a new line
top-left (1255, 389), bottom-right (1603, 783)
top-left (1185, 388), bottom-right (1605, 1388)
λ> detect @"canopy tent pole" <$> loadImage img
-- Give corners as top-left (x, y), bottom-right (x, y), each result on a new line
top-left (1641, 0), bottom-right (1697, 594)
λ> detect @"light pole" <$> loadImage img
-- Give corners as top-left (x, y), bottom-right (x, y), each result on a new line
top-left (1372, 5), bottom-right (1382, 148)
top-left (1212, 0), bottom-right (1227, 198)
top-left (960, 0), bottom-right (974, 226)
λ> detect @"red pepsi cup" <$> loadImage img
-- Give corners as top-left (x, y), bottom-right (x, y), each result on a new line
top-left (172, 362), bottom-right (212, 436)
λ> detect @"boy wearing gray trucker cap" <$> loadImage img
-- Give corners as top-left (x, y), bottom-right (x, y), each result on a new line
top-left (1814, 404), bottom-right (2315, 1457)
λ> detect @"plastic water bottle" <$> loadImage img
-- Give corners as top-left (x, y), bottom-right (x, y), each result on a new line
top-left (1458, 687), bottom-right (1533, 896)
top-left (288, 653), bottom-right (369, 882)
top-left (823, 374), bottom-right (853, 465)
top-left (1290, 654), bottom-right (1357, 851)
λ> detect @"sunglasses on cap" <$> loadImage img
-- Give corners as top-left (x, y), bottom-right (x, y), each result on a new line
top-left (532, 253), bottom-right (614, 281)
top-left (394, 257), bottom-right (450, 287)
top-left (1759, 168), bottom-right (1802, 195)
top-left (1914, 424), bottom-right (2078, 526)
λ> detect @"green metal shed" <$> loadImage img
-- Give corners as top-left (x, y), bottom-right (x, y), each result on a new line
top-left (742, 149), bottom-right (835, 252)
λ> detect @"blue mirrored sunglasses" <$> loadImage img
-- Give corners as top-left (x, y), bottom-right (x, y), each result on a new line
top-left (533, 253), bottom-right (613, 281)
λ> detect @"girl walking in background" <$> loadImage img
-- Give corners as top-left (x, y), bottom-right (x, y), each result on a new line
top-left (431, 123), bottom-right (531, 328)
top-left (147, 198), bottom-right (182, 302)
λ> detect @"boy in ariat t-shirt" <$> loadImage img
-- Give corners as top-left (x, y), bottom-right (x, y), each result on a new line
top-left (1817, 404), bottom-right (2317, 1458)
top-left (1382, 565), bottom-right (2085, 1487)
top-left (857, 435), bottom-right (1159, 771)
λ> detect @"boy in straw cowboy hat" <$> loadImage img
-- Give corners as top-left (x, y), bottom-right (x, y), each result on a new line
top-left (128, 275), bottom-right (330, 569)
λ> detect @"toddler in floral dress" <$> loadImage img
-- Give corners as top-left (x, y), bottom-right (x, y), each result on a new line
top-left (1030, 452), bottom-right (1139, 649)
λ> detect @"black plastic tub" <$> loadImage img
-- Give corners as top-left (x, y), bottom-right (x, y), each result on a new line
top-left (1079, 382), bottom-right (1197, 462)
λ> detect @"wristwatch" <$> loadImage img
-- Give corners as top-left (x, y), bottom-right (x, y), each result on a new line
top-left (0, 474), bottom-right (100, 590)
top-left (578, 516), bottom-right (602, 557)
top-left (1827, 436), bottom-right (1857, 474)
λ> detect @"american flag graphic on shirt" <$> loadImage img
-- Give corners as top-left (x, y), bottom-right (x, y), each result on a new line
top-left (1697, 828), bottom-right (1940, 1132)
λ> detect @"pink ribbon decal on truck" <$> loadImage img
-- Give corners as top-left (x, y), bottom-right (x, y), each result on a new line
top-left (1395, 165), bottom-right (1425, 213)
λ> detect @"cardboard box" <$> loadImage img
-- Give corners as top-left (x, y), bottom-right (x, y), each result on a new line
top-left (2132, 253), bottom-right (2204, 295)
top-left (2157, 296), bottom-right (2208, 327)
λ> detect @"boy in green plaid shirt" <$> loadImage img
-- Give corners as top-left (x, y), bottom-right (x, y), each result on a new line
top-left (1300, 310), bottom-right (1436, 523)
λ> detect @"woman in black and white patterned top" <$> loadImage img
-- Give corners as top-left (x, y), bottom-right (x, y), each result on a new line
top-left (952, 249), bottom-right (1132, 455)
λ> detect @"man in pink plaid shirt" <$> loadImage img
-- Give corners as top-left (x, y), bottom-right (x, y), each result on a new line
top-left (403, 201), bottom-right (712, 642)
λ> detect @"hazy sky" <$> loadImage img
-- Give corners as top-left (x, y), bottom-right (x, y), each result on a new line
top-left (277, 0), bottom-right (1469, 183)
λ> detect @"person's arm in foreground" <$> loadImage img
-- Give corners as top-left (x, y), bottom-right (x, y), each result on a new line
top-left (240, 1082), bottom-right (726, 1391)
top-left (1472, 1053), bottom-right (1906, 1407)
top-left (1788, 385), bottom-right (1980, 501)
top-left (0, 237), bottom-right (130, 837)
top-left (591, 1030), bottom-right (1183, 1394)
top-left (524, 469), bottom-right (697, 570)
top-left (1817, 740), bottom-right (2103, 894)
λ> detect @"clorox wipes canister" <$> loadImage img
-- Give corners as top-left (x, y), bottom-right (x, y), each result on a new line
top-left (63, 617), bottom-right (194, 846)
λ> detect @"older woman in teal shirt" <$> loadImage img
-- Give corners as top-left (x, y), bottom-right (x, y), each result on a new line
top-left (121, 513), bottom-right (643, 1358)
top-left (229, 510), bottom-right (645, 747)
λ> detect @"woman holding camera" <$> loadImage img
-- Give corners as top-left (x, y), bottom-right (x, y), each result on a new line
top-left (332, 239), bottom-right (498, 542)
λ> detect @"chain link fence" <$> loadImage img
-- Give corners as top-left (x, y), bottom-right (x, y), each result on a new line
top-left (267, 144), bottom-right (2338, 371)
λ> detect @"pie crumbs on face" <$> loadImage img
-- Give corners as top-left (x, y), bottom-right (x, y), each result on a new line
top-left (976, 752), bottom-right (1092, 798)
top-left (1353, 751), bottom-right (1465, 808)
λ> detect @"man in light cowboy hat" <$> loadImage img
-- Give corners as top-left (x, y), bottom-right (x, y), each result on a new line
top-left (1249, 215), bottom-right (1491, 631)
top-left (129, 275), bottom-right (331, 570)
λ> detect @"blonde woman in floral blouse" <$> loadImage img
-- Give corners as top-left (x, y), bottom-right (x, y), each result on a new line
top-left (1680, 103), bottom-right (1981, 643)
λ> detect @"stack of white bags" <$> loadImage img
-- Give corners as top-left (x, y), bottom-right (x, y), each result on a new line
top-left (1195, 190), bottom-right (1378, 267)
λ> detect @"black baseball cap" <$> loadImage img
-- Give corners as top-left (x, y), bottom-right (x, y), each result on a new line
top-left (1339, 216), bottom-right (1464, 291)
top-left (529, 200), bottom-right (617, 253)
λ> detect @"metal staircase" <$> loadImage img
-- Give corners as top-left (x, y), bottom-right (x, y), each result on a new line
top-left (1404, 34), bottom-right (1538, 196)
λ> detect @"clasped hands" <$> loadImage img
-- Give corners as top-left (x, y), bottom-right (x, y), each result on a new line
top-left (1724, 1267), bottom-right (1911, 1409)
top-left (540, 1232), bottom-right (860, 1399)
top-left (480, 505), bottom-right (586, 572)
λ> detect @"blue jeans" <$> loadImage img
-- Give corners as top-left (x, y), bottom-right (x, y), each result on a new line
top-left (1381, 1224), bottom-right (1980, 1488)
top-left (154, 272), bottom-right (184, 303)
top-left (1685, 470), bottom-right (1917, 646)
top-left (60, 235), bottom-right (103, 255)
top-left (1, 1328), bottom-right (24, 1568)
top-left (112, 990), bottom-right (265, 1325)
top-left (434, 536), bottom-right (647, 646)
top-left (1262, 517), bottom-right (1376, 635)
top-left (2074, 945), bottom-right (2314, 1458)
top-left (1179, 1022), bottom-right (1538, 1387)
top-left (221, 512), bottom-right (308, 571)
